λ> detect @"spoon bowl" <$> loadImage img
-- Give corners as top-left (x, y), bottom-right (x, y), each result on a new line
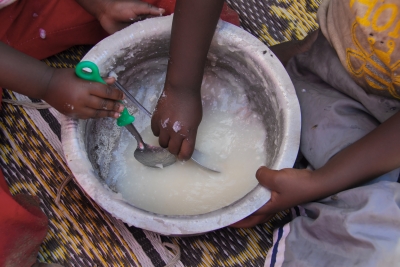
top-left (125, 123), bottom-right (176, 168)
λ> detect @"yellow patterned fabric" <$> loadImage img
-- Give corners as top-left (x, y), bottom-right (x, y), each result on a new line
top-left (226, 0), bottom-right (322, 45)
top-left (0, 1), bottom-right (320, 266)
top-left (319, 0), bottom-right (400, 99)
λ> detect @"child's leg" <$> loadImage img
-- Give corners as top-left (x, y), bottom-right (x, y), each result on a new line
top-left (0, 169), bottom-right (48, 267)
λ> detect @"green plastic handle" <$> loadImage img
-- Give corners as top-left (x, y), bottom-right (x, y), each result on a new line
top-left (75, 61), bottom-right (135, 127)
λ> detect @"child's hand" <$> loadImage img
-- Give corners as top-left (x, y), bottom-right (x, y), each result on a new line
top-left (151, 89), bottom-right (202, 161)
top-left (42, 68), bottom-right (124, 119)
top-left (230, 167), bottom-right (316, 228)
top-left (79, 0), bottom-right (165, 34)
top-left (149, 0), bottom-right (224, 160)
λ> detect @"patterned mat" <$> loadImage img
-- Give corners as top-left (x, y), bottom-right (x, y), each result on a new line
top-left (0, 1), bottom-right (320, 266)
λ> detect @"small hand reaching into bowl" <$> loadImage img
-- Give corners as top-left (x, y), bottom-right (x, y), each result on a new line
top-left (151, 86), bottom-right (202, 161)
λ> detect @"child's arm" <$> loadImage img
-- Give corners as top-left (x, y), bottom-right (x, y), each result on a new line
top-left (76, 0), bottom-right (165, 34)
top-left (231, 111), bottom-right (400, 228)
top-left (151, 0), bottom-right (225, 160)
top-left (0, 42), bottom-right (124, 119)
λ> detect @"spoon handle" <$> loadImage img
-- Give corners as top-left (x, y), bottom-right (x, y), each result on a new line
top-left (114, 81), bottom-right (152, 117)
top-left (124, 124), bottom-right (146, 150)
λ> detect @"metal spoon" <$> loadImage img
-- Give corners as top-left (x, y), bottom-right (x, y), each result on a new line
top-left (76, 61), bottom-right (176, 168)
top-left (112, 78), bottom-right (221, 173)
top-left (125, 123), bottom-right (176, 168)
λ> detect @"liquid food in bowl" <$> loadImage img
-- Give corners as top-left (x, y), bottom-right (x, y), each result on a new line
top-left (61, 15), bottom-right (300, 236)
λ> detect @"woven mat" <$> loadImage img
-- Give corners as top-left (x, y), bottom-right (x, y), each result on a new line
top-left (0, 1), bottom-right (320, 266)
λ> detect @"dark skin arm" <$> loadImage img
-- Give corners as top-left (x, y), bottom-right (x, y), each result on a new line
top-left (0, 42), bottom-right (124, 119)
top-left (231, 30), bottom-right (400, 227)
top-left (151, 0), bottom-right (225, 160)
top-left (0, 1), bottom-right (164, 119)
top-left (150, 4), bottom-right (317, 161)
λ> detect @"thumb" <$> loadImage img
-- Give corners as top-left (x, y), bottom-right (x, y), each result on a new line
top-left (230, 167), bottom-right (282, 228)
top-left (251, 167), bottom-right (282, 216)
top-left (256, 166), bottom-right (280, 190)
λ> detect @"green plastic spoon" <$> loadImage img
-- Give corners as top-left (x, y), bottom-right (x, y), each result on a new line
top-left (75, 61), bottom-right (176, 168)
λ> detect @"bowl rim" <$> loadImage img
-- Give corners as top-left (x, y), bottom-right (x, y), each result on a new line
top-left (61, 15), bottom-right (301, 235)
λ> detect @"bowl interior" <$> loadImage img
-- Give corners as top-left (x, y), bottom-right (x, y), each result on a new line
top-left (62, 15), bottom-right (300, 235)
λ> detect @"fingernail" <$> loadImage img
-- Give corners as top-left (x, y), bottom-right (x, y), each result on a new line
top-left (117, 104), bottom-right (124, 112)
top-left (159, 8), bottom-right (165, 13)
top-left (114, 112), bottom-right (121, 118)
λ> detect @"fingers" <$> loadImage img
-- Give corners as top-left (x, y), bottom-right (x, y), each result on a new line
top-left (90, 108), bottom-right (121, 119)
top-left (256, 166), bottom-right (279, 189)
top-left (251, 199), bottom-right (278, 215)
top-left (228, 167), bottom-right (281, 229)
top-left (151, 116), bottom-right (162, 137)
top-left (167, 136), bottom-right (183, 156)
top-left (72, 107), bottom-right (121, 120)
top-left (119, 2), bottom-right (165, 23)
top-left (178, 134), bottom-right (196, 161)
top-left (88, 82), bottom-right (124, 101)
top-left (103, 76), bottom-right (116, 85)
top-left (229, 213), bottom-right (275, 228)
top-left (84, 80), bottom-right (125, 119)
top-left (86, 95), bottom-right (124, 114)
top-left (151, 116), bottom-right (196, 160)
top-left (131, 2), bottom-right (165, 17)
top-left (158, 127), bottom-right (196, 161)
top-left (98, 1), bottom-right (166, 34)
top-left (158, 128), bottom-right (170, 147)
